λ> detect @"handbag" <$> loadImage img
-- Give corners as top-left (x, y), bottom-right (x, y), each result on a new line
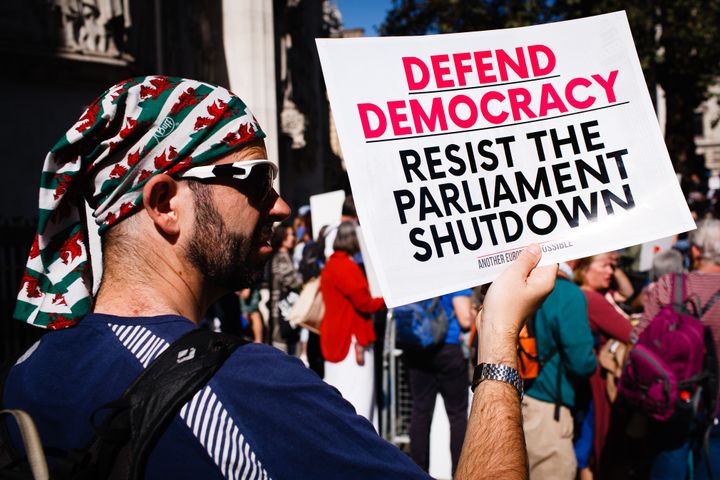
top-left (598, 339), bottom-right (629, 402)
top-left (288, 277), bottom-right (325, 334)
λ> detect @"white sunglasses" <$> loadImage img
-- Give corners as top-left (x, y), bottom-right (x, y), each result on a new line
top-left (177, 159), bottom-right (279, 200)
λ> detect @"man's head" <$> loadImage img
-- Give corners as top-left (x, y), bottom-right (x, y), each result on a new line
top-left (16, 76), bottom-right (289, 328)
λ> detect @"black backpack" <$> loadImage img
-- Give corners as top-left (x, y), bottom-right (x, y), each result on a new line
top-left (0, 329), bottom-right (246, 480)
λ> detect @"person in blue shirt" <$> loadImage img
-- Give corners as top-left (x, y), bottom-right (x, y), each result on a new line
top-left (405, 289), bottom-right (474, 475)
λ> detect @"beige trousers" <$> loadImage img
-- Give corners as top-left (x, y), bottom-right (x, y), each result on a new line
top-left (522, 395), bottom-right (577, 480)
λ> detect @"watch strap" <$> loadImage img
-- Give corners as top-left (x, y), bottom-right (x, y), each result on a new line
top-left (471, 363), bottom-right (524, 400)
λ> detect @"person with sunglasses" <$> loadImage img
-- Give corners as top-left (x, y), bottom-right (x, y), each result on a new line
top-left (3, 76), bottom-right (557, 479)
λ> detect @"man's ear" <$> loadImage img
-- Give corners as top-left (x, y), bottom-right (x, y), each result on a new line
top-left (142, 174), bottom-right (181, 236)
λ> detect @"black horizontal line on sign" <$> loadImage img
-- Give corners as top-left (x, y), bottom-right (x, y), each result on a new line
top-left (408, 74), bottom-right (562, 95)
top-left (365, 101), bottom-right (631, 144)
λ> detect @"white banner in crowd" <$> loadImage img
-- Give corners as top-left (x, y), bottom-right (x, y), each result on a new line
top-left (317, 11), bottom-right (695, 307)
top-left (639, 237), bottom-right (675, 272)
top-left (309, 190), bottom-right (345, 240)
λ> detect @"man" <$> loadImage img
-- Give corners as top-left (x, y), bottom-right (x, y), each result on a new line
top-left (3, 76), bottom-right (556, 479)
top-left (521, 262), bottom-right (597, 479)
top-left (405, 289), bottom-right (474, 475)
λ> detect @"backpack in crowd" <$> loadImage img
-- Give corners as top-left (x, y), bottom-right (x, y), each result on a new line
top-left (0, 329), bottom-right (247, 480)
top-left (517, 311), bottom-right (563, 420)
top-left (619, 273), bottom-right (720, 422)
top-left (299, 241), bottom-right (325, 283)
top-left (517, 318), bottom-right (542, 381)
top-left (394, 297), bottom-right (449, 349)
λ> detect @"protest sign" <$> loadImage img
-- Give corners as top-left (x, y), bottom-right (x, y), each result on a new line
top-left (317, 11), bottom-right (695, 307)
top-left (639, 237), bottom-right (675, 272)
top-left (309, 190), bottom-right (345, 240)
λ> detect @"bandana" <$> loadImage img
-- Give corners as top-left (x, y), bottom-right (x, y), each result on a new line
top-left (15, 75), bottom-right (266, 329)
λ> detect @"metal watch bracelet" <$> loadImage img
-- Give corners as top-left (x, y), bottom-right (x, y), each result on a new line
top-left (471, 363), bottom-right (524, 400)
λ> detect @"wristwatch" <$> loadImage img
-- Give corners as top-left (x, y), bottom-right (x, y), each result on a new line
top-left (471, 363), bottom-right (524, 400)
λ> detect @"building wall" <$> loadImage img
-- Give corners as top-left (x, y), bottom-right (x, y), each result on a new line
top-left (696, 84), bottom-right (720, 175)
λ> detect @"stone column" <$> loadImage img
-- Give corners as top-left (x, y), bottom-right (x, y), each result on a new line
top-left (222, 0), bottom-right (280, 189)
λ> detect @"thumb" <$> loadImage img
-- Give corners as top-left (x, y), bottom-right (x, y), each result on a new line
top-left (507, 244), bottom-right (542, 279)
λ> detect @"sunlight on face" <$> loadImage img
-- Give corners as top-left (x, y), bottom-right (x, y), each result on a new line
top-left (583, 253), bottom-right (615, 291)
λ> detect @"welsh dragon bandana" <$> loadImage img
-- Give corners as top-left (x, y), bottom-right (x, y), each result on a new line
top-left (15, 76), bottom-right (266, 329)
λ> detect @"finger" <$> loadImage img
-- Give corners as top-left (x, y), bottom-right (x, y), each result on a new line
top-left (506, 244), bottom-right (542, 279)
top-left (528, 264), bottom-right (559, 295)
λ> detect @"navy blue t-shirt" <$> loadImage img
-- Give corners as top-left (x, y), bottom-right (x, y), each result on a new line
top-left (3, 313), bottom-right (428, 479)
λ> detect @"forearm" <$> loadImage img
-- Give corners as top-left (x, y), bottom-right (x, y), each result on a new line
top-left (456, 380), bottom-right (527, 480)
top-left (456, 312), bottom-right (528, 480)
top-left (612, 268), bottom-right (634, 299)
top-left (454, 245), bottom-right (554, 480)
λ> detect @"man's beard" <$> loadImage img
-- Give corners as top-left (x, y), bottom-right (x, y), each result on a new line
top-left (185, 183), bottom-right (262, 291)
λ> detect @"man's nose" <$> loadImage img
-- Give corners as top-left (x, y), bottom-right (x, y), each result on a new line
top-left (266, 190), bottom-right (291, 222)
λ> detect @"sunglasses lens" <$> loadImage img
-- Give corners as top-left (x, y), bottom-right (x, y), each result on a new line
top-left (243, 164), bottom-right (274, 200)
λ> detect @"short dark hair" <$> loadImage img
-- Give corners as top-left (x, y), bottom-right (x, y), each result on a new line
top-left (271, 224), bottom-right (293, 251)
top-left (333, 221), bottom-right (359, 255)
top-left (341, 195), bottom-right (356, 218)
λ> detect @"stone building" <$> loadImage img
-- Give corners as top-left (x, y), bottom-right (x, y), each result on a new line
top-left (695, 85), bottom-right (720, 175)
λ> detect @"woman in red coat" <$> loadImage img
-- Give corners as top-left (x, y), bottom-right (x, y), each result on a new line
top-left (320, 221), bottom-right (385, 427)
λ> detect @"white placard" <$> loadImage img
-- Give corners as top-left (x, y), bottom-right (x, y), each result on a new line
top-left (639, 236), bottom-right (675, 272)
top-left (309, 190), bottom-right (345, 240)
top-left (317, 12), bottom-right (695, 307)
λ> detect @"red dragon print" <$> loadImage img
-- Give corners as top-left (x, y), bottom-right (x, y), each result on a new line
top-left (153, 146), bottom-right (179, 170)
top-left (170, 87), bottom-right (203, 115)
top-left (21, 272), bottom-right (42, 298)
top-left (127, 149), bottom-right (140, 166)
top-left (59, 231), bottom-right (84, 265)
top-left (109, 164), bottom-right (128, 179)
top-left (118, 202), bottom-right (135, 217)
top-left (110, 78), bottom-right (139, 102)
top-left (222, 123), bottom-right (256, 147)
top-left (52, 293), bottom-right (67, 306)
top-left (166, 157), bottom-right (192, 176)
top-left (53, 173), bottom-right (73, 201)
top-left (29, 235), bottom-right (40, 259)
top-left (76, 101), bottom-right (101, 133)
top-left (140, 77), bottom-right (176, 100)
top-left (105, 211), bottom-right (118, 226)
top-left (138, 169), bottom-right (153, 182)
top-left (194, 100), bottom-right (231, 130)
top-left (47, 314), bottom-right (76, 330)
top-left (119, 117), bottom-right (138, 138)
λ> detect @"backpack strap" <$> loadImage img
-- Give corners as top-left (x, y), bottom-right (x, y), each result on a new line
top-left (0, 409), bottom-right (48, 480)
top-left (547, 323), bottom-right (563, 422)
top-left (700, 289), bottom-right (720, 317)
top-left (57, 329), bottom-right (247, 480)
top-left (672, 272), bottom-right (685, 311)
